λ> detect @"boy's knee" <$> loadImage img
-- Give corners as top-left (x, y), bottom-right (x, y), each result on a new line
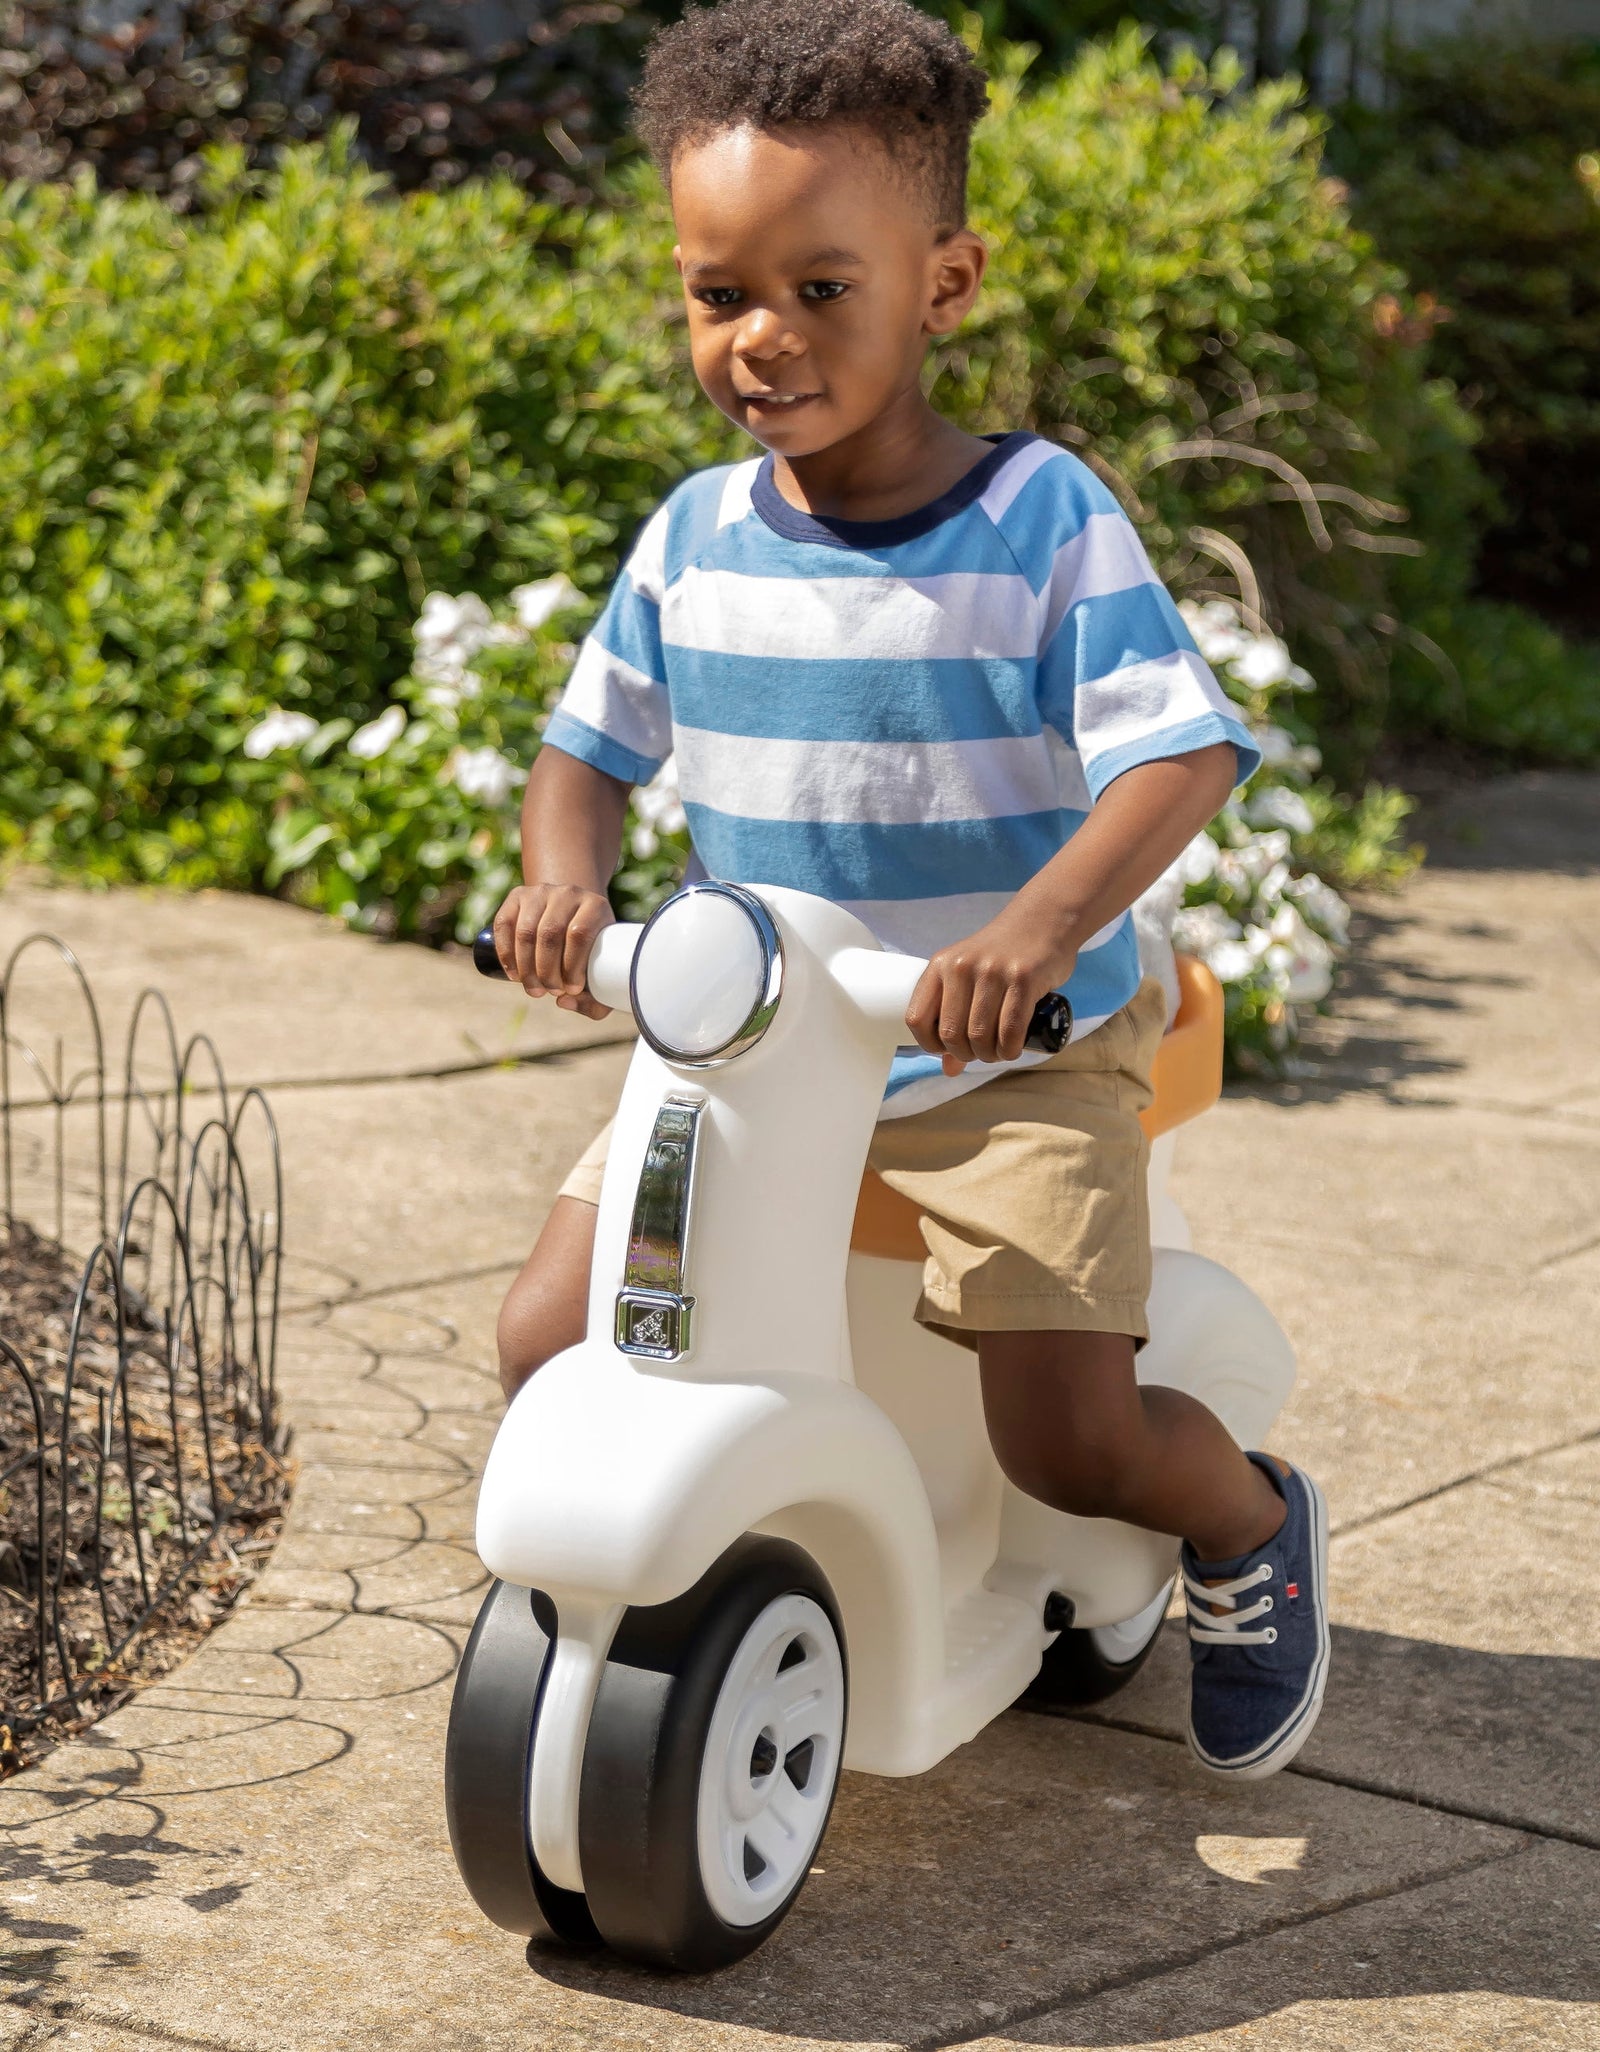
top-left (981, 1329), bottom-right (1145, 1519)
top-left (496, 1195), bottom-right (596, 1402)
top-left (989, 1415), bottom-right (1138, 1521)
top-left (495, 1300), bottom-right (557, 1402)
top-left (494, 1271), bottom-right (579, 1401)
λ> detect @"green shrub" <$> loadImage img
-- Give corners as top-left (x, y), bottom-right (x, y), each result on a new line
top-left (0, 134), bottom-right (726, 903)
top-left (949, 32), bottom-right (1485, 777)
top-left (2, 34), bottom-right (1444, 929)
top-left (1389, 603), bottom-right (1600, 769)
top-left (1340, 36), bottom-right (1600, 626)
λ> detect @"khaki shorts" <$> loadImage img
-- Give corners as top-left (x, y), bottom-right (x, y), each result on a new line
top-left (558, 976), bottom-right (1166, 1347)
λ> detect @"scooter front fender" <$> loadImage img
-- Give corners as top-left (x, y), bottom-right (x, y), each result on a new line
top-left (475, 1344), bottom-right (950, 1744)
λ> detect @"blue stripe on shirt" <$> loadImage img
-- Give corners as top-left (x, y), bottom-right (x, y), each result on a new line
top-left (665, 652), bottom-right (1044, 744)
top-left (684, 804), bottom-right (1077, 903)
top-left (1051, 583), bottom-right (1194, 698)
top-left (543, 708), bottom-right (662, 786)
top-left (591, 583), bottom-right (665, 685)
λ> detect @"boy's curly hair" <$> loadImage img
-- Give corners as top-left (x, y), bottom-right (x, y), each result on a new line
top-left (633, 0), bottom-right (989, 229)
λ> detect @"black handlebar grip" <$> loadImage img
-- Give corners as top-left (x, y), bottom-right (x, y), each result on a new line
top-left (1024, 991), bottom-right (1073, 1055)
top-left (472, 928), bottom-right (509, 980)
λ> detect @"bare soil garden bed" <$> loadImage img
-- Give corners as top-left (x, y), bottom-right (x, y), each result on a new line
top-left (0, 1218), bottom-right (292, 1778)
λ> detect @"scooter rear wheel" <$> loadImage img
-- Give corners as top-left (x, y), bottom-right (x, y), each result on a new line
top-left (1021, 1578), bottom-right (1176, 1712)
top-left (578, 1537), bottom-right (846, 1972)
top-left (444, 1578), bottom-right (601, 1948)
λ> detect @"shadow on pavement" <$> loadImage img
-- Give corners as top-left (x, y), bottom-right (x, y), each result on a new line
top-left (523, 1624), bottom-right (1598, 2046)
top-left (1227, 900), bottom-right (1489, 1108)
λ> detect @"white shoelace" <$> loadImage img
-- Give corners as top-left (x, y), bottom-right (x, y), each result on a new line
top-left (1185, 1560), bottom-right (1278, 1646)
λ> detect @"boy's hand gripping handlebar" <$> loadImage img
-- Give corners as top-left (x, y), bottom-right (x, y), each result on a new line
top-left (472, 926), bottom-right (1074, 1055)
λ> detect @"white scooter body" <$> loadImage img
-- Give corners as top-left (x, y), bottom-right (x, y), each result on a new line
top-left (473, 885), bottom-right (1296, 1905)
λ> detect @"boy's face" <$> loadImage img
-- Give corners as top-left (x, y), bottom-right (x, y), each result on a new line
top-left (670, 123), bottom-right (986, 460)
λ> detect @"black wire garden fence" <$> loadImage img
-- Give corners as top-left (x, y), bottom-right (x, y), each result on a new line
top-left (0, 933), bottom-right (288, 1764)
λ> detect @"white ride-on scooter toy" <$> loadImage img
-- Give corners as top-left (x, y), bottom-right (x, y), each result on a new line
top-left (445, 881), bottom-right (1294, 1971)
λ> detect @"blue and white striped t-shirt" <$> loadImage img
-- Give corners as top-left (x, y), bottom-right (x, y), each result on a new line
top-left (544, 432), bottom-right (1259, 1120)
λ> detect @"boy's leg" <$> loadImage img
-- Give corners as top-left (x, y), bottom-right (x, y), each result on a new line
top-left (977, 1328), bottom-right (1284, 1559)
top-left (497, 1117), bottom-right (612, 1400)
top-left (981, 1324), bottom-right (1329, 1784)
top-left (496, 1196), bottom-right (596, 1402)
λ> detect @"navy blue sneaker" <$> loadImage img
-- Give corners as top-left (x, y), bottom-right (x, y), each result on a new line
top-left (1183, 1454), bottom-right (1329, 1780)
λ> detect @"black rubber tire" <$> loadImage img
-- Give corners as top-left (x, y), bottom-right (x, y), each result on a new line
top-left (578, 1537), bottom-right (845, 1973)
top-left (444, 1579), bottom-right (601, 1948)
top-left (1020, 1586), bottom-right (1175, 1713)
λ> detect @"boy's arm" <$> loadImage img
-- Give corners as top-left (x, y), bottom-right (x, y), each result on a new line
top-left (906, 742), bottom-right (1237, 1073)
top-left (491, 747), bottom-right (630, 1017)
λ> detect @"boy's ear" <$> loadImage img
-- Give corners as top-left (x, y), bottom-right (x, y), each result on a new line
top-left (923, 229), bottom-right (987, 338)
top-left (672, 244), bottom-right (685, 278)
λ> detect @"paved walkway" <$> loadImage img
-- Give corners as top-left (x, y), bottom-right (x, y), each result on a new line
top-left (1, 770), bottom-right (1596, 2051)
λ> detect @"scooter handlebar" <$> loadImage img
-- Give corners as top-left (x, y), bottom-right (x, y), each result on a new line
top-left (471, 923), bottom-right (641, 1013)
top-left (829, 948), bottom-right (1073, 1054)
top-left (476, 926), bottom-right (1071, 1052)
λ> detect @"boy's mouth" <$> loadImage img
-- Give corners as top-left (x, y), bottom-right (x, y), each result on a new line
top-left (740, 390), bottom-right (820, 415)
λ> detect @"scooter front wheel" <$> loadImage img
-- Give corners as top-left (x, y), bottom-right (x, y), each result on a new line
top-left (1021, 1577), bottom-right (1177, 1712)
top-left (578, 1537), bottom-right (846, 1972)
top-left (444, 1578), bottom-right (601, 1948)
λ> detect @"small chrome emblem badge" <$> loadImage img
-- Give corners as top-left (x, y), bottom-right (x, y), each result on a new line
top-left (615, 1288), bottom-right (694, 1361)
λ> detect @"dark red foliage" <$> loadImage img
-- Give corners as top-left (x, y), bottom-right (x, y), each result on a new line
top-left (0, 0), bottom-right (660, 205)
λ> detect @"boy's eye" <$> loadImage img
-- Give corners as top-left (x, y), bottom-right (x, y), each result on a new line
top-left (693, 286), bottom-right (744, 308)
top-left (800, 280), bottom-right (849, 302)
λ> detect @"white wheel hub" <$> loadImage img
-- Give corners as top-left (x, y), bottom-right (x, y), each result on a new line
top-left (696, 1592), bottom-right (844, 1927)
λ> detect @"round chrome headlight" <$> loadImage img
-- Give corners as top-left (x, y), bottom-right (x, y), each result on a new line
top-left (629, 883), bottom-right (784, 1066)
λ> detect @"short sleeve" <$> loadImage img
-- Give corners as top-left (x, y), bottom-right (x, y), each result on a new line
top-left (542, 506), bottom-right (672, 786)
top-left (1033, 499), bottom-right (1260, 800)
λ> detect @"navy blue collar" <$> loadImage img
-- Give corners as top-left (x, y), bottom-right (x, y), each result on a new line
top-left (750, 432), bottom-right (1036, 550)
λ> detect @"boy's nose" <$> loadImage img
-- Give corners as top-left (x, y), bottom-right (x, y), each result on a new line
top-left (733, 305), bottom-right (804, 362)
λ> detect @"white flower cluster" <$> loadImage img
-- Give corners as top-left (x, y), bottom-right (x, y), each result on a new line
top-left (446, 744), bottom-right (525, 808)
top-left (242, 708), bottom-right (317, 758)
top-left (629, 755), bottom-right (688, 861)
top-left (412, 576), bottom-right (580, 712)
top-left (241, 576), bottom-right (584, 803)
top-left (1170, 830), bottom-right (1340, 1003)
top-left (1182, 597), bottom-right (1314, 693)
top-left (1163, 597), bottom-right (1355, 1040)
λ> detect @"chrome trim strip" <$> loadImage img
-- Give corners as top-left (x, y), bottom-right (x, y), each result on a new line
top-left (629, 881), bottom-right (785, 1068)
top-left (615, 1094), bottom-right (702, 1361)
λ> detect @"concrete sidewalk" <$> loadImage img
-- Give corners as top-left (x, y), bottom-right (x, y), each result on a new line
top-left (1, 771), bottom-right (1596, 2052)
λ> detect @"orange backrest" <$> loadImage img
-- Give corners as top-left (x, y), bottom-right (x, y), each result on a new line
top-left (1140, 952), bottom-right (1224, 1142)
top-left (849, 953), bottom-right (1224, 1263)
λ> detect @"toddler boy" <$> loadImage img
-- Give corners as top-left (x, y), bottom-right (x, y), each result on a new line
top-left (490, 0), bottom-right (1328, 1780)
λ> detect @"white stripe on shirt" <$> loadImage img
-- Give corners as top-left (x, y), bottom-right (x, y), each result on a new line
top-left (665, 566), bottom-right (1045, 662)
top-left (1074, 650), bottom-right (1232, 768)
top-left (670, 725), bottom-right (1066, 827)
top-left (840, 895), bottom-right (1130, 959)
top-left (978, 435), bottom-right (1067, 526)
top-left (558, 638), bottom-right (673, 766)
top-left (626, 505), bottom-right (671, 606)
top-left (717, 460), bottom-right (760, 529)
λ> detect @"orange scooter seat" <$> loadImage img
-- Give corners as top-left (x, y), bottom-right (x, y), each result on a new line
top-left (849, 953), bottom-right (1225, 1264)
